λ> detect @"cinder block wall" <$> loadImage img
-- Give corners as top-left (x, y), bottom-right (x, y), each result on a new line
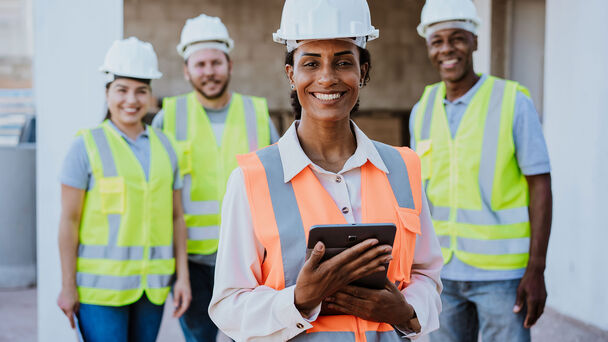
top-left (124, 0), bottom-right (438, 144)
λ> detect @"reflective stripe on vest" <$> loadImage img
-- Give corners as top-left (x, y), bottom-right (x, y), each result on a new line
top-left (256, 145), bottom-right (307, 287)
top-left (239, 142), bottom-right (421, 341)
top-left (168, 93), bottom-right (270, 254)
top-left (76, 123), bottom-right (175, 305)
top-left (415, 76), bottom-right (530, 270)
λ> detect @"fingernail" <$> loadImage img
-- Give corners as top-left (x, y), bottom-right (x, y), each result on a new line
top-left (326, 296), bottom-right (334, 302)
top-left (370, 239), bottom-right (379, 245)
top-left (315, 242), bottom-right (324, 251)
top-left (513, 305), bottom-right (520, 313)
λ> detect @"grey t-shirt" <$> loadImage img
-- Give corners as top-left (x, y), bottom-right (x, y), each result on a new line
top-left (408, 74), bottom-right (551, 281)
top-left (152, 94), bottom-right (280, 266)
top-left (60, 121), bottom-right (182, 191)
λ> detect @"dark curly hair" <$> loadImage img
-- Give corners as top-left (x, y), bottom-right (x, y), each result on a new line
top-left (285, 46), bottom-right (372, 119)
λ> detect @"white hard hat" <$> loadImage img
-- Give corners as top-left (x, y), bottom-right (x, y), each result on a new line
top-left (177, 14), bottom-right (234, 59)
top-left (273, 0), bottom-right (379, 52)
top-left (417, 0), bottom-right (481, 38)
top-left (99, 37), bottom-right (162, 81)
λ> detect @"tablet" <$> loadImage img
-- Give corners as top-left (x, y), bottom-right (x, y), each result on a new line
top-left (306, 223), bottom-right (396, 290)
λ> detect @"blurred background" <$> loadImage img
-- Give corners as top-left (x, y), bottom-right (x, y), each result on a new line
top-left (0, 0), bottom-right (607, 340)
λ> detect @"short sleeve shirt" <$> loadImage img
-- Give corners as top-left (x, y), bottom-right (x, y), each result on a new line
top-left (408, 74), bottom-right (551, 281)
top-left (60, 121), bottom-right (182, 191)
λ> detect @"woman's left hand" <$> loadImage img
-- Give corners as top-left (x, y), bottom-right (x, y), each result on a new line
top-left (324, 278), bottom-right (419, 332)
top-left (172, 276), bottom-right (192, 318)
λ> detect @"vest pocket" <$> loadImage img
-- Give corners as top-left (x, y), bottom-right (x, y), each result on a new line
top-left (177, 141), bottom-right (192, 176)
top-left (416, 139), bottom-right (432, 181)
top-left (393, 207), bottom-right (421, 283)
top-left (99, 177), bottom-right (125, 214)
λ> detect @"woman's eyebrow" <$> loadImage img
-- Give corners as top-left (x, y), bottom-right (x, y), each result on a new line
top-left (334, 51), bottom-right (354, 56)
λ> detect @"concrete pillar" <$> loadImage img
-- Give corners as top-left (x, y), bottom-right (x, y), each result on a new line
top-left (33, 1), bottom-right (122, 340)
top-left (472, 0), bottom-right (492, 74)
top-left (543, 0), bottom-right (608, 331)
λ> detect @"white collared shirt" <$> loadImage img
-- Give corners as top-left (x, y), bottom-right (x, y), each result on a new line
top-left (209, 121), bottom-right (443, 341)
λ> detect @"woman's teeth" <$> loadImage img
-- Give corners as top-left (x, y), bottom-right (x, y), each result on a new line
top-left (314, 93), bottom-right (341, 100)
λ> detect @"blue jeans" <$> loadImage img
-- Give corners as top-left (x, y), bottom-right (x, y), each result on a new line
top-left (78, 295), bottom-right (164, 342)
top-left (177, 261), bottom-right (219, 342)
top-left (430, 279), bottom-right (530, 342)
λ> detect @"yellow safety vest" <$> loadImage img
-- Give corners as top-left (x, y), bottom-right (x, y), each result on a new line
top-left (162, 92), bottom-right (271, 255)
top-left (77, 121), bottom-right (176, 306)
top-left (413, 75), bottom-right (531, 270)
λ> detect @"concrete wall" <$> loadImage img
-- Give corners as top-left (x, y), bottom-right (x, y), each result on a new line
top-left (472, 0), bottom-right (492, 75)
top-left (34, 0), bottom-right (123, 340)
top-left (123, 0), bottom-right (437, 112)
top-left (510, 0), bottom-right (545, 115)
top-left (543, 0), bottom-right (608, 331)
top-left (0, 0), bottom-right (33, 88)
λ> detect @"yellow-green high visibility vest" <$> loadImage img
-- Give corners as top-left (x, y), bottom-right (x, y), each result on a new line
top-left (76, 121), bottom-right (176, 306)
top-left (162, 92), bottom-right (271, 255)
top-left (413, 75), bottom-right (531, 270)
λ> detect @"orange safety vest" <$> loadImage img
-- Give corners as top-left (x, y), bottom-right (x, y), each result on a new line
top-left (237, 142), bottom-right (422, 342)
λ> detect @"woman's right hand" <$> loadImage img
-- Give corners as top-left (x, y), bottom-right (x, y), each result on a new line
top-left (57, 287), bottom-right (80, 329)
top-left (294, 239), bottom-right (392, 315)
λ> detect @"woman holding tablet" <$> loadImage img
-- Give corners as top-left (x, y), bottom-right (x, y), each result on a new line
top-left (209, 1), bottom-right (443, 340)
top-left (56, 37), bottom-right (191, 341)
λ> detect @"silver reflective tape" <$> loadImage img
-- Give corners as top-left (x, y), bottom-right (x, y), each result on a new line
top-left (257, 145), bottom-right (305, 288)
top-left (421, 86), bottom-right (439, 140)
top-left (154, 129), bottom-right (178, 170)
top-left (478, 79), bottom-right (506, 211)
top-left (372, 141), bottom-right (415, 209)
top-left (292, 331), bottom-right (356, 341)
top-left (188, 226), bottom-right (220, 241)
top-left (90, 127), bottom-right (117, 177)
top-left (107, 214), bottom-right (121, 246)
top-left (457, 206), bottom-right (529, 225)
top-left (429, 202), bottom-right (451, 221)
top-left (437, 235), bottom-right (451, 249)
top-left (242, 96), bottom-right (258, 152)
top-left (176, 96), bottom-right (188, 141)
top-left (78, 245), bottom-right (144, 260)
top-left (457, 236), bottom-right (530, 255)
top-left (147, 274), bottom-right (172, 289)
top-left (182, 175), bottom-right (220, 215)
top-left (149, 246), bottom-right (174, 260)
top-left (77, 273), bottom-right (140, 290)
top-left (365, 330), bottom-right (402, 342)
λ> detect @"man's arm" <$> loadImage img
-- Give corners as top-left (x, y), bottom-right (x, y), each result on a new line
top-left (514, 173), bottom-right (552, 328)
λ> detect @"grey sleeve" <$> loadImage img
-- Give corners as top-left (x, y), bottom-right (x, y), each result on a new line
top-left (151, 109), bottom-right (165, 129)
top-left (269, 117), bottom-right (280, 144)
top-left (409, 102), bottom-right (420, 150)
top-left (60, 136), bottom-right (91, 190)
top-left (512, 91), bottom-right (551, 176)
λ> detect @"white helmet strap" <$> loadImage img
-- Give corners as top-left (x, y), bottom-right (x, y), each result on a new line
top-left (426, 20), bottom-right (477, 40)
top-left (286, 36), bottom-right (367, 53)
top-left (183, 41), bottom-right (230, 60)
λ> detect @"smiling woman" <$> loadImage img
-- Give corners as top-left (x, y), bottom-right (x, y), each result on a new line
top-left (285, 45), bottom-right (371, 119)
top-left (56, 37), bottom-right (191, 342)
top-left (208, 0), bottom-right (444, 341)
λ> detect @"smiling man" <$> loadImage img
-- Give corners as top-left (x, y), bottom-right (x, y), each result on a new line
top-left (151, 13), bottom-right (279, 342)
top-left (409, 0), bottom-right (553, 341)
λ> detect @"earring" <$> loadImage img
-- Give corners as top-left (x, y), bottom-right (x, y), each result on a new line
top-left (359, 82), bottom-right (363, 88)
top-left (290, 84), bottom-right (295, 90)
